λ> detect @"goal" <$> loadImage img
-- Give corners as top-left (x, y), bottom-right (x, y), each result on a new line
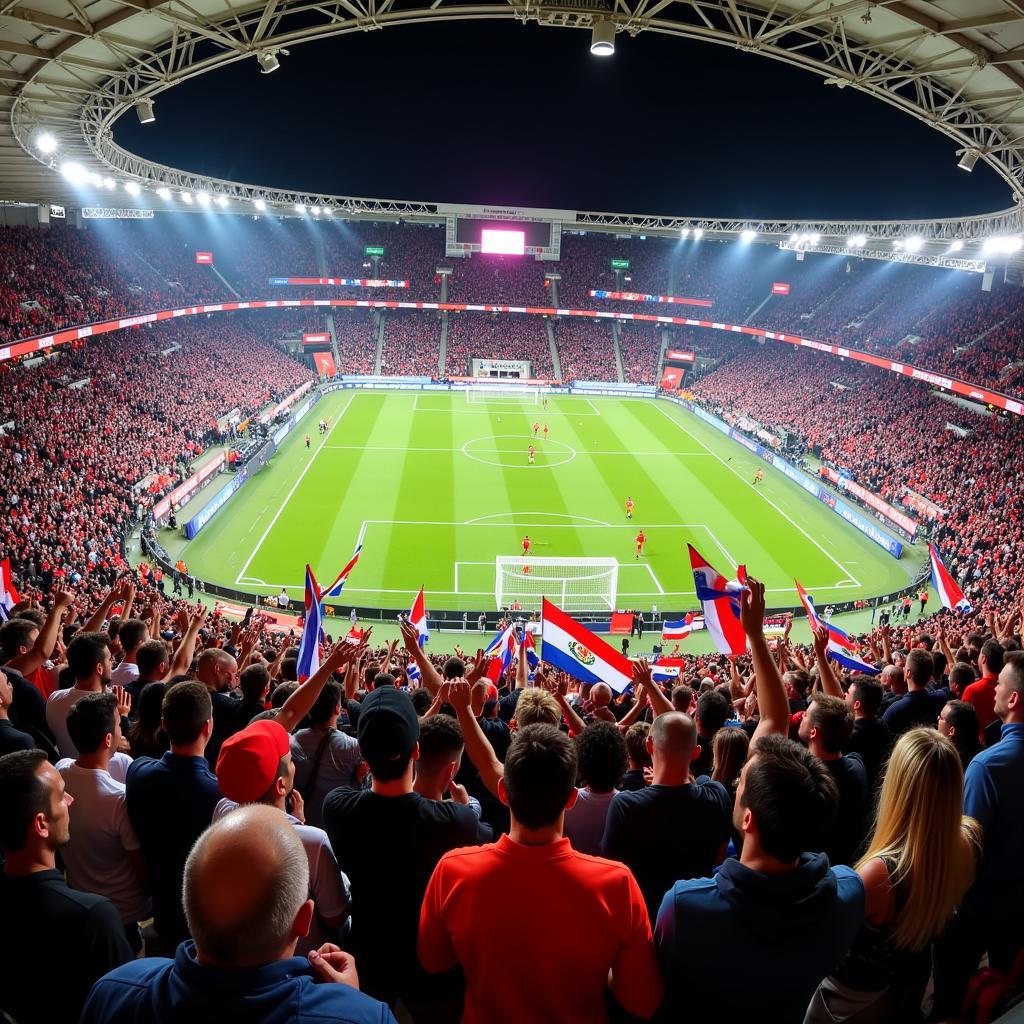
top-left (465, 383), bottom-right (541, 405)
top-left (495, 556), bottom-right (619, 613)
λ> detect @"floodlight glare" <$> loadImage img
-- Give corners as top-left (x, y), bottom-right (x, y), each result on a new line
top-left (680, 228), bottom-right (690, 239)
top-left (254, 198), bottom-right (267, 211)
top-left (156, 187), bottom-right (172, 200)
top-left (102, 177), bottom-right (116, 190)
top-left (810, 233), bottom-right (821, 244)
top-left (196, 192), bottom-right (211, 206)
top-left (311, 205), bottom-right (321, 215)
top-left (257, 51), bottom-right (280, 74)
top-left (1008, 237), bottom-right (1023, 253)
top-left (135, 97), bottom-right (155, 124)
top-left (124, 181), bottom-right (141, 196)
top-left (948, 240), bottom-right (963, 252)
top-left (322, 207), bottom-right (333, 216)
top-left (590, 19), bottom-right (615, 56)
top-left (60, 161), bottom-right (88, 184)
top-left (35, 132), bottom-right (58, 154)
top-left (89, 172), bottom-right (103, 187)
top-left (295, 203), bottom-right (306, 214)
top-left (957, 149), bottom-right (980, 173)
top-left (904, 236), bottom-right (924, 252)
top-left (215, 195), bottom-right (228, 207)
top-left (180, 191), bottom-right (194, 204)
top-left (789, 232), bottom-right (799, 242)
top-left (692, 228), bottom-right (704, 239)
top-left (740, 229), bottom-right (757, 243)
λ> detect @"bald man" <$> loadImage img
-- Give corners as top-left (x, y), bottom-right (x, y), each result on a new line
top-left (600, 711), bottom-right (731, 919)
top-left (82, 804), bottom-right (395, 1024)
top-left (197, 648), bottom-right (241, 768)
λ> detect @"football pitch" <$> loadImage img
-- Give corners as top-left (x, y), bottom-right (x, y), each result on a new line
top-left (178, 390), bottom-right (921, 612)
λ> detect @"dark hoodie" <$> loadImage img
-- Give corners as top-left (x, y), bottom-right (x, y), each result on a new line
top-left (654, 853), bottom-right (864, 1023)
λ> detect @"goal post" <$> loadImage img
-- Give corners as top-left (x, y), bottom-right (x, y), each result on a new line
top-left (465, 383), bottom-right (540, 405)
top-left (495, 556), bottom-right (619, 613)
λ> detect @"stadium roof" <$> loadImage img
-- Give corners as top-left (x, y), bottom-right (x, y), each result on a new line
top-left (3, 0), bottom-right (1024, 245)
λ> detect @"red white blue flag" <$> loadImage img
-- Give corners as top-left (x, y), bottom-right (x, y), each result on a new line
top-left (521, 629), bottom-right (540, 670)
top-left (796, 579), bottom-right (879, 675)
top-left (296, 544), bottom-right (362, 681)
top-left (410, 586), bottom-right (429, 647)
top-left (541, 598), bottom-right (633, 693)
top-left (688, 545), bottom-right (748, 657)
top-left (928, 544), bottom-right (972, 613)
top-left (484, 622), bottom-right (518, 681)
top-left (0, 559), bottom-right (20, 621)
top-left (662, 611), bottom-right (698, 642)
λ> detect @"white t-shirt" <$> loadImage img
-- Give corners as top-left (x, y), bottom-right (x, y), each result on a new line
top-left (55, 760), bottom-right (150, 924)
top-left (110, 662), bottom-right (140, 687)
top-left (46, 686), bottom-right (109, 760)
top-left (213, 798), bottom-right (350, 953)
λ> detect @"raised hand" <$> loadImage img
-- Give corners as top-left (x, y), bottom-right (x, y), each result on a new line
top-left (307, 944), bottom-right (360, 989)
top-left (739, 576), bottom-right (766, 638)
top-left (465, 650), bottom-right (489, 684)
top-left (446, 680), bottom-right (472, 711)
top-left (112, 684), bottom-right (132, 720)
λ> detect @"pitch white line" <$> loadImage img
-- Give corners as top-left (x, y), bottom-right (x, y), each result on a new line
top-left (356, 519), bottom-right (720, 529)
top-left (641, 562), bottom-right (665, 595)
top-left (703, 525), bottom-right (737, 567)
top-left (246, 583), bottom-right (839, 595)
top-left (464, 512), bottom-right (613, 527)
top-left (651, 402), bottom-right (863, 587)
top-left (322, 443), bottom-right (709, 456)
top-left (235, 394), bottom-right (356, 585)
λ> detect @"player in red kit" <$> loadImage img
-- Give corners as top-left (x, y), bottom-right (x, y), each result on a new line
top-left (522, 535), bottom-right (531, 556)
top-left (305, 435), bottom-right (311, 449)
top-left (625, 497), bottom-right (635, 520)
top-left (533, 421), bottom-right (540, 436)
top-left (752, 468), bottom-right (764, 486)
top-left (528, 444), bottom-right (535, 464)
top-left (542, 424), bottom-right (549, 440)
top-left (635, 530), bottom-right (646, 558)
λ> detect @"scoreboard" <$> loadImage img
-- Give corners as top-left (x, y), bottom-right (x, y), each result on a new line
top-left (439, 203), bottom-right (566, 261)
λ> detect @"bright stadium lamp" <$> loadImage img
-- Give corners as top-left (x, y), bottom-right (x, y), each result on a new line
top-left (254, 198), bottom-right (267, 211)
top-left (156, 187), bottom-right (172, 200)
top-left (680, 228), bottom-right (690, 239)
top-left (61, 161), bottom-right (87, 184)
top-left (957, 149), bottom-right (980, 173)
top-left (135, 98), bottom-right (155, 124)
top-left (295, 203), bottom-right (306, 214)
top-left (197, 191), bottom-right (211, 206)
top-left (215, 194), bottom-right (228, 207)
top-left (740, 229), bottom-right (757, 243)
top-left (692, 228), bottom-right (704, 239)
top-left (35, 131), bottom-right (58, 154)
top-left (180, 191), bottom-right (194, 204)
top-left (590, 20), bottom-right (615, 56)
top-left (904, 236), bottom-right (924, 252)
top-left (311, 205), bottom-right (320, 216)
top-left (102, 177), bottom-right (116, 190)
top-left (948, 240), bottom-right (963, 252)
top-left (124, 181), bottom-right (141, 196)
top-left (322, 206), bottom-right (333, 216)
top-left (257, 51), bottom-right (280, 74)
top-left (789, 231), bottom-right (799, 242)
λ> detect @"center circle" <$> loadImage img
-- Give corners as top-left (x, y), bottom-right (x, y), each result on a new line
top-left (461, 434), bottom-right (577, 469)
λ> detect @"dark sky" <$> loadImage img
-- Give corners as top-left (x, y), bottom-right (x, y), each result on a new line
top-left (115, 21), bottom-right (1010, 219)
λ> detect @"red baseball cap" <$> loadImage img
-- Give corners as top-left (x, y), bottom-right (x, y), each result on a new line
top-left (216, 720), bottom-right (291, 804)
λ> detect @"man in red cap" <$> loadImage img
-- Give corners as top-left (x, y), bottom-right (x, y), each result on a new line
top-left (216, 719), bottom-right (350, 955)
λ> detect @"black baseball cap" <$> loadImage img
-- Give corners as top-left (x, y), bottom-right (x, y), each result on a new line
top-left (357, 687), bottom-right (420, 765)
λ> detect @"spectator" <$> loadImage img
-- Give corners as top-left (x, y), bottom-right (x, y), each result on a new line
top-left (46, 632), bottom-right (114, 759)
top-left (0, 669), bottom-right (35, 755)
top-left (418, 723), bottom-right (664, 1022)
top-left (938, 699), bottom-right (982, 770)
top-left (563, 720), bottom-right (628, 855)
top-left (0, 748), bottom-right (133, 1024)
top-left (81, 804), bottom-right (395, 1024)
top-left (711, 725), bottom-right (749, 794)
top-left (842, 674), bottom-right (892, 794)
top-left (125, 679), bottom-right (222, 951)
top-left (962, 639), bottom-right (1003, 737)
top-left (621, 720), bottom-right (651, 791)
top-left (881, 649), bottom-right (942, 737)
top-left (807, 729), bottom-right (980, 1023)
top-left (110, 618), bottom-right (149, 689)
top-left (691, 687), bottom-right (731, 778)
top-left (127, 680), bottom-right (168, 758)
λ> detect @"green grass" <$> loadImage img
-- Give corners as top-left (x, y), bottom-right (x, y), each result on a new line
top-left (173, 390), bottom-right (923, 612)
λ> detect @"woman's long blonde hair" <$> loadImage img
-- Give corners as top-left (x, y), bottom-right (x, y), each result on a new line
top-left (856, 728), bottom-right (981, 952)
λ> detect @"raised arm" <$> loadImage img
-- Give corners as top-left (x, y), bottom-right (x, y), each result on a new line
top-left (276, 639), bottom-right (367, 734)
top-left (8, 587), bottom-right (74, 675)
top-left (400, 621), bottom-right (443, 696)
top-left (166, 603), bottom-right (209, 679)
top-left (743, 577), bottom-right (790, 743)
top-left (81, 579), bottom-right (132, 635)
top-left (632, 660), bottom-right (673, 718)
top-left (447, 680), bottom-right (504, 798)
top-left (812, 624), bottom-right (844, 698)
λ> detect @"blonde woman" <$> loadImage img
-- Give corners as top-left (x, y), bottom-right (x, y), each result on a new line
top-left (805, 728), bottom-right (980, 1024)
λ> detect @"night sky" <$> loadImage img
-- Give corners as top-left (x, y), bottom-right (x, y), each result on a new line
top-left (115, 21), bottom-right (1010, 220)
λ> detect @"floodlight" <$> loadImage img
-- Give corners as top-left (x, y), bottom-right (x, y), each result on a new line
top-left (740, 229), bottom-right (757, 243)
top-left (60, 161), bottom-right (87, 184)
top-left (197, 192), bottom-right (211, 206)
top-left (89, 172), bottom-right (103, 187)
top-left (904, 236), bottom-right (924, 253)
top-left (322, 206), bottom-right (333, 216)
top-left (180, 191), bottom-right (194, 204)
top-left (135, 98), bottom-right (155, 124)
top-left (215, 195), bottom-right (228, 207)
top-left (680, 228), bottom-right (690, 239)
top-left (102, 177), bottom-right (116, 190)
top-left (257, 51), bottom-right (280, 74)
top-left (156, 187), bottom-right (172, 200)
top-left (124, 181), bottom-right (141, 196)
top-left (35, 132), bottom-right (58, 154)
top-left (590, 19), bottom-right (615, 56)
top-left (295, 203), bottom-right (306, 214)
top-left (311, 205), bottom-right (320, 215)
top-left (810, 232), bottom-right (821, 243)
top-left (254, 198), bottom-right (267, 211)
top-left (948, 240), bottom-right (963, 252)
top-left (692, 228), bottom-right (704, 239)
top-left (789, 231), bottom-right (799, 242)
top-left (957, 149), bottom-right (980, 173)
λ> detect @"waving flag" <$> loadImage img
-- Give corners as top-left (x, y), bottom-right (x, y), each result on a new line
top-left (541, 598), bottom-right (633, 693)
top-left (407, 660), bottom-right (421, 684)
top-left (320, 545), bottom-right (362, 601)
top-left (796, 579), bottom-right (880, 675)
top-left (662, 611), bottom-right (697, 642)
top-left (688, 545), bottom-right (748, 657)
top-left (410, 587), bottom-right (429, 647)
top-left (928, 544), bottom-right (972, 613)
top-left (651, 664), bottom-right (681, 683)
top-left (521, 629), bottom-right (540, 670)
top-left (484, 622), bottom-right (518, 681)
top-left (296, 564), bottom-right (325, 681)
top-left (0, 559), bottom-right (20, 621)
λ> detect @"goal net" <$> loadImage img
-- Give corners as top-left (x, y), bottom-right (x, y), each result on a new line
top-left (495, 556), bottom-right (619, 613)
top-left (465, 383), bottom-right (540, 405)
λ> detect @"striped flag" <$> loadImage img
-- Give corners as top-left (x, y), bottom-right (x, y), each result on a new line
top-left (541, 598), bottom-right (633, 693)
top-left (407, 660), bottom-right (421, 684)
top-left (410, 586), bottom-right (429, 647)
top-left (662, 611), bottom-right (697, 641)
top-left (688, 545), bottom-right (748, 657)
top-left (796, 579), bottom-right (880, 675)
top-left (296, 564), bottom-right (325, 681)
top-left (0, 559), bottom-right (20, 621)
top-left (484, 622), bottom-right (518, 681)
top-left (928, 543), bottom-right (972, 613)
top-left (521, 629), bottom-right (540, 670)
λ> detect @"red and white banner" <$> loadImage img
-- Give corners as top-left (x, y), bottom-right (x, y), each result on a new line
top-left (195, 251), bottom-right (213, 265)
top-left (302, 333), bottom-right (330, 345)
top-left (271, 277), bottom-right (408, 288)
top-left (903, 488), bottom-right (946, 520)
top-left (6, 298), bottom-right (1023, 417)
top-left (313, 352), bottom-right (337, 377)
top-left (151, 452), bottom-right (226, 520)
top-left (771, 282), bottom-right (790, 295)
top-left (659, 366), bottom-right (684, 390)
top-left (820, 467), bottom-right (918, 535)
top-left (665, 350), bottom-right (696, 362)
top-left (588, 289), bottom-right (713, 307)
top-left (258, 380), bottom-right (314, 424)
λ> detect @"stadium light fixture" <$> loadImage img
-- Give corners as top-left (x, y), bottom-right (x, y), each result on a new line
top-left (847, 234), bottom-right (867, 247)
top-left (294, 203), bottom-right (306, 214)
top-left (257, 51), bottom-right (280, 74)
top-left (60, 161), bottom-right (87, 184)
top-left (322, 207), bottom-right (333, 216)
top-left (215, 195), bottom-right (228, 207)
top-left (88, 172), bottom-right (103, 187)
top-left (904, 236), bottom-right (924, 253)
top-left (692, 228), bottom-right (704, 239)
top-left (254, 198), bottom-right (267, 211)
top-left (156, 187), bottom-right (172, 200)
top-left (948, 240), bottom-right (963, 252)
top-left (789, 231), bottom-right (799, 242)
top-left (810, 232), bottom-right (821, 244)
top-left (135, 98), bottom-right (155, 124)
top-left (102, 177), bottom-right (116, 190)
top-left (124, 181), bottom-right (141, 196)
top-left (196, 191), bottom-right (211, 206)
top-left (680, 228), bottom-right (690, 239)
top-left (957, 149), bottom-right (980, 173)
top-left (311, 205), bottom-right (321, 215)
top-left (180, 191), bottom-right (194, 204)
top-left (35, 131), bottom-right (58, 154)
top-left (590, 19), bottom-right (615, 57)
top-left (986, 236), bottom-right (1024, 255)
top-left (740, 229), bottom-right (757, 243)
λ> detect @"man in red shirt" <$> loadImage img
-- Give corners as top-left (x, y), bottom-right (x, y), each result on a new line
top-left (964, 640), bottom-right (1004, 738)
top-left (418, 723), bottom-right (662, 1023)
top-left (635, 530), bottom-right (647, 559)
top-left (521, 534), bottom-right (531, 556)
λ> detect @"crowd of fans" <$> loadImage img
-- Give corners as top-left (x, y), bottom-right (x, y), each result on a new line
top-left (1, 574), bottom-right (1022, 1023)
top-left (555, 318), bottom-right (618, 383)
top-left (444, 314), bottom-right (554, 378)
top-left (380, 313), bottom-right (440, 376)
top-left (331, 312), bottom-right (378, 375)
top-left (618, 325), bottom-right (664, 384)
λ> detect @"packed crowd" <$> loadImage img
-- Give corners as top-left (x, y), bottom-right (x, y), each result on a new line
top-left (555, 318), bottom-right (618, 383)
top-left (690, 343), bottom-right (1024, 607)
top-left (0, 316), bottom-right (312, 610)
top-left (1, 573), bottom-right (1022, 1024)
top-left (618, 325), bottom-right (664, 384)
top-left (444, 314), bottom-right (554, 378)
top-left (380, 313), bottom-right (440, 376)
top-left (447, 253), bottom-right (549, 306)
top-left (331, 312), bottom-right (379, 375)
